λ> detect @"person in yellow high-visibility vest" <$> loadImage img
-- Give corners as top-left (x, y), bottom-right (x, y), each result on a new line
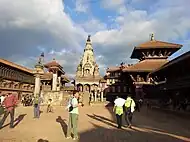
top-left (113, 96), bottom-right (125, 129)
top-left (124, 94), bottom-right (136, 128)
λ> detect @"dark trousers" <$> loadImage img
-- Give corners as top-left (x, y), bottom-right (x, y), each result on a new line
top-left (0, 109), bottom-right (15, 128)
top-left (136, 102), bottom-right (140, 112)
top-left (125, 112), bottom-right (133, 126)
top-left (34, 105), bottom-right (40, 118)
top-left (116, 114), bottom-right (122, 128)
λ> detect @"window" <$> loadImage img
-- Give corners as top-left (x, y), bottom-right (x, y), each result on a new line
top-left (107, 87), bottom-right (110, 92)
top-left (124, 86), bottom-right (127, 92)
top-left (118, 86), bottom-right (121, 92)
top-left (112, 86), bottom-right (115, 92)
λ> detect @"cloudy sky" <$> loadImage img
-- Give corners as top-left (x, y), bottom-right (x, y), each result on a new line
top-left (0, 0), bottom-right (190, 78)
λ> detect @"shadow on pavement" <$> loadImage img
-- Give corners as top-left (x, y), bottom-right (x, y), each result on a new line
top-left (56, 116), bottom-right (67, 137)
top-left (82, 105), bottom-right (190, 142)
top-left (0, 114), bottom-right (26, 129)
top-left (37, 139), bottom-right (49, 142)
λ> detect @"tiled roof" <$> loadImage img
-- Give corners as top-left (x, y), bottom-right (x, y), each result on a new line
top-left (106, 66), bottom-right (120, 72)
top-left (61, 75), bottom-right (70, 82)
top-left (106, 65), bottom-right (129, 72)
top-left (41, 73), bottom-right (53, 80)
top-left (123, 59), bottom-right (168, 72)
top-left (44, 59), bottom-right (62, 68)
top-left (135, 40), bottom-right (182, 49)
top-left (0, 58), bottom-right (33, 74)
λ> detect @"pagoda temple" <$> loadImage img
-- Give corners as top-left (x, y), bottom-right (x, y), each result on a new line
top-left (33, 54), bottom-right (70, 105)
top-left (105, 34), bottom-right (182, 101)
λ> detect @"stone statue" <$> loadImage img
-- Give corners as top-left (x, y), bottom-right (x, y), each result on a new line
top-left (150, 33), bottom-right (154, 41)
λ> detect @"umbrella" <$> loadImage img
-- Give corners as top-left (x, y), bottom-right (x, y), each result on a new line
top-left (114, 98), bottom-right (126, 107)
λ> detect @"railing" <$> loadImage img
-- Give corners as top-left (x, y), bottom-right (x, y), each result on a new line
top-left (0, 87), bottom-right (33, 92)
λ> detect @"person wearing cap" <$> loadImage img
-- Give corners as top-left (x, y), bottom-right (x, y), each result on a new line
top-left (0, 93), bottom-right (18, 128)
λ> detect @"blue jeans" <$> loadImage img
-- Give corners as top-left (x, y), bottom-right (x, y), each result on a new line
top-left (34, 105), bottom-right (40, 118)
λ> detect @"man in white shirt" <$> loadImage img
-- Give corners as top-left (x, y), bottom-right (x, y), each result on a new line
top-left (66, 91), bottom-right (79, 140)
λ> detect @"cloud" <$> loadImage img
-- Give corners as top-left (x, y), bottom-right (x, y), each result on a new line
top-left (74, 0), bottom-right (90, 13)
top-left (0, 0), bottom-right (190, 79)
top-left (0, 0), bottom-right (87, 56)
top-left (91, 0), bottom-right (190, 67)
top-left (0, 0), bottom-right (88, 76)
top-left (101, 0), bottom-right (127, 14)
top-left (81, 18), bottom-right (107, 34)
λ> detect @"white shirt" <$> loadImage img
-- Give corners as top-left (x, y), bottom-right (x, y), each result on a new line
top-left (69, 97), bottom-right (79, 114)
top-left (0, 96), bottom-right (5, 104)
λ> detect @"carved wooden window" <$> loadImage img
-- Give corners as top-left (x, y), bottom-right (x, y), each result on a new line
top-left (118, 86), bottom-right (121, 92)
top-left (112, 86), bottom-right (115, 92)
top-left (128, 87), bottom-right (131, 93)
top-left (124, 86), bottom-right (127, 92)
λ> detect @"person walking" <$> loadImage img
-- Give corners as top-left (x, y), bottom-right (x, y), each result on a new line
top-left (0, 93), bottom-right (18, 129)
top-left (113, 96), bottom-right (125, 129)
top-left (66, 91), bottom-right (79, 140)
top-left (47, 99), bottom-right (53, 113)
top-left (124, 94), bottom-right (136, 128)
top-left (33, 96), bottom-right (40, 118)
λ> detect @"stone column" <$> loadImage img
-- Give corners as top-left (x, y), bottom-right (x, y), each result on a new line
top-left (91, 93), bottom-right (94, 102)
top-left (101, 91), bottom-right (104, 102)
top-left (57, 76), bottom-right (61, 91)
top-left (52, 73), bottom-right (58, 91)
top-left (94, 91), bottom-right (97, 102)
top-left (34, 74), bottom-right (41, 97)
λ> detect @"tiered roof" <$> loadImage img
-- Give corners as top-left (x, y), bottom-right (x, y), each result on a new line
top-left (122, 59), bottom-right (168, 72)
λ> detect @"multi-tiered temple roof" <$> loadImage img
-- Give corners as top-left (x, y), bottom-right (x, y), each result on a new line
top-left (123, 34), bottom-right (182, 73)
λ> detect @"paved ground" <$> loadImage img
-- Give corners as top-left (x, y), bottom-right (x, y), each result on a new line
top-left (0, 105), bottom-right (190, 142)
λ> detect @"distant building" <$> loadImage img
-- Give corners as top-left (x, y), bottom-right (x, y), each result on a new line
top-left (105, 34), bottom-right (182, 102)
top-left (0, 58), bottom-right (35, 101)
top-left (75, 35), bottom-right (104, 103)
top-left (148, 51), bottom-right (190, 102)
top-left (33, 54), bottom-right (70, 105)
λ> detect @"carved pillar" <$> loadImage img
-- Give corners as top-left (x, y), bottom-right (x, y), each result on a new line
top-left (101, 91), bottom-right (103, 102)
top-left (57, 76), bottom-right (61, 91)
top-left (34, 74), bottom-right (41, 97)
top-left (91, 92), bottom-right (94, 102)
top-left (52, 73), bottom-right (58, 91)
top-left (94, 91), bottom-right (97, 102)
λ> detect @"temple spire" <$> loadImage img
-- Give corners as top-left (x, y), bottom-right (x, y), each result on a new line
top-left (87, 35), bottom-right (91, 42)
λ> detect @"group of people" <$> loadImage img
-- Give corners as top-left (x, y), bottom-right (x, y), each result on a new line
top-left (113, 94), bottom-right (136, 129)
top-left (0, 91), bottom-right (137, 141)
top-left (21, 95), bottom-right (33, 106)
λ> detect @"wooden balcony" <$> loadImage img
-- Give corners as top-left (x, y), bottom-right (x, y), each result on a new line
top-left (0, 87), bottom-right (33, 93)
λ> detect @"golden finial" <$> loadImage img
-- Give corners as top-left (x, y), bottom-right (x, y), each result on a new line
top-left (150, 33), bottom-right (154, 41)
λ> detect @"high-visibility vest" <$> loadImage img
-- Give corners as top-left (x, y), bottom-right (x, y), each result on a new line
top-left (125, 98), bottom-right (133, 108)
top-left (115, 106), bottom-right (123, 115)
